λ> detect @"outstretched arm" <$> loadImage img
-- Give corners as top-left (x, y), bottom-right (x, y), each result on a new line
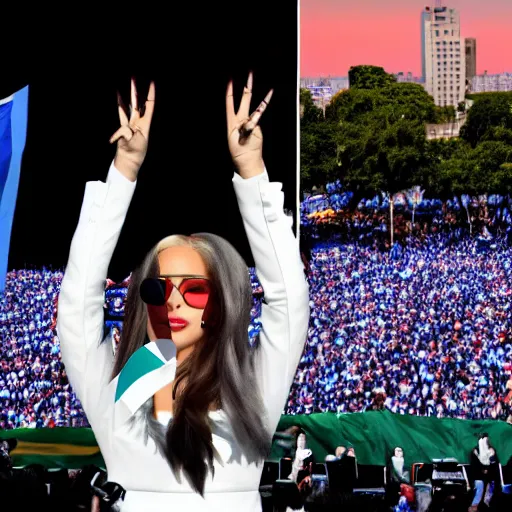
top-left (233, 170), bottom-right (309, 432)
top-left (57, 163), bottom-right (137, 420)
top-left (226, 74), bottom-right (310, 433)
top-left (56, 80), bottom-right (155, 423)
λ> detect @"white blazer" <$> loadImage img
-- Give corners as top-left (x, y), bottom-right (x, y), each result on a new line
top-left (56, 161), bottom-right (310, 512)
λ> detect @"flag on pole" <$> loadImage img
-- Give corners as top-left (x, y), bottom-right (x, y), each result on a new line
top-left (0, 87), bottom-right (29, 293)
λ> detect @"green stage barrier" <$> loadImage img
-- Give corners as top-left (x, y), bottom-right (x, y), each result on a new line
top-left (273, 410), bottom-right (512, 468)
top-left (2, 410), bottom-right (511, 470)
top-left (0, 427), bottom-right (105, 469)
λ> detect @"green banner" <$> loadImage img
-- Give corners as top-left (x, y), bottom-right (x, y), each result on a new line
top-left (273, 410), bottom-right (512, 468)
top-left (2, 411), bottom-right (511, 470)
top-left (0, 427), bottom-right (105, 469)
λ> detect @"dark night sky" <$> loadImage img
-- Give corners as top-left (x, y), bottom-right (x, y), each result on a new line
top-left (2, 3), bottom-right (298, 281)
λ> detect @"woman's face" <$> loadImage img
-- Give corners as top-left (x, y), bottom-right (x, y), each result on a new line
top-left (147, 245), bottom-right (210, 363)
top-left (394, 447), bottom-right (403, 458)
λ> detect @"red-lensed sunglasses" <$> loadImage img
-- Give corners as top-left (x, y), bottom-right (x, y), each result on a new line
top-left (140, 275), bottom-right (211, 309)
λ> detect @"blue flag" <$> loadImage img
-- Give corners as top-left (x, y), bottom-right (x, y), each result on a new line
top-left (0, 88), bottom-right (29, 293)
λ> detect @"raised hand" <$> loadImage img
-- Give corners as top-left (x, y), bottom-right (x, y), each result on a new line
top-left (110, 79), bottom-right (156, 181)
top-left (226, 72), bottom-right (273, 179)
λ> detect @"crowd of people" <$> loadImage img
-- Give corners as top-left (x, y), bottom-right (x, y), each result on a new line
top-left (291, 193), bottom-right (512, 421)
top-left (287, 234), bottom-right (512, 420)
top-left (0, 269), bottom-right (87, 429)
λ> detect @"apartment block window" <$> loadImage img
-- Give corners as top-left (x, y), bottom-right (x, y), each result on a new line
top-left (436, 30), bottom-right (440, 36)
top-left (456, 74), bottom-right (460, 80)
top-left (455, 67), bottom-right (460, 72)
top-left (444, 30), bottom-right (449, 35)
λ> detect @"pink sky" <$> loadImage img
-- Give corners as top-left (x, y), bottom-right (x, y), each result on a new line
top-left (301, 0), bottom-right (512, 77)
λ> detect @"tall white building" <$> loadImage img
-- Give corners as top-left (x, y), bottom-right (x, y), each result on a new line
top-left (422, 4), bottom-right (466, 107)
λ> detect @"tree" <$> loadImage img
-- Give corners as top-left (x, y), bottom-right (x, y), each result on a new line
top-left (327, 82), bottom-right (435, 245)
top-left (327, 83), bottom-right (437, 125)
top-left (470, 141), bottom-right (512, 194)
top-left (435, 105), bottom-right (457, 123)
top-left (460, 92), bottom-right (512, 146)
top-left (481, 126), bottom-right (512, 146)
top-left (348, 65), bottom-right (397, 90)
top-left (300, 88), bottom-right (323, 123)
top-left (300, 88), bottom-right (337, 189)
top-left (300, 121), bottom-right (339, 190)
top-left (436, 139), bottom-right (512, 234)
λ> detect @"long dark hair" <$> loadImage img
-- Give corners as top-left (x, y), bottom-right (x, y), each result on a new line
top-left (111, 233), bottom-right (272, 495)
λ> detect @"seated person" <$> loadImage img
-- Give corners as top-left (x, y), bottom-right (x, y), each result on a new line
top-left (289, 431), bottom-right (314, 485)
top-left (468, 433), bottom-right (499, 512)
top-left (387, 446), bottom-right (412, 506)
top-left (325, 444), bottom-right (356, 462)
top-left (389, 447), bottom-right (410, 484)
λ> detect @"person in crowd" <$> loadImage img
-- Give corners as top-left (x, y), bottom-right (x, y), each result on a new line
top-left (325, 444), bottom-right (355, 462)
top-left (288, 431), bottom-right (314, 485)
top-left (468, 433), bottom-right (500, 511)
top-left (387, 446), bottom-right (412, 507)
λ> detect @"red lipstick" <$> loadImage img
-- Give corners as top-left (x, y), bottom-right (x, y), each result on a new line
top-left (168, 316), bottom-right (189, 332)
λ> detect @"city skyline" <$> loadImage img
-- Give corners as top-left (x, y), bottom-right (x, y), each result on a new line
top-left (301, 0), bottom-right (512, 77)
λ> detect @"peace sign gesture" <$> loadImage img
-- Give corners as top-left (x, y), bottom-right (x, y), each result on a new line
top-left (110, 79), bottom-right (156, 181)
top-left (226, 72), bottom-right (273, 179)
